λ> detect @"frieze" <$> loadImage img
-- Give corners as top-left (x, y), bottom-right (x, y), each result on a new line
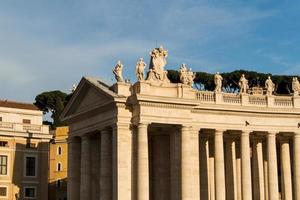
top-left (139, 101), bottom-right (193, 110)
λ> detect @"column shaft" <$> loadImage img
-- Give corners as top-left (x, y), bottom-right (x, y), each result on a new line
top-left (137, 123), bottom-right (150, 200)
top-left (263, 142), bottom-right (269, 200)
top-left (100, 130), bottom-right (113, 200)
top-left (225, 139), bottom-right (237, 200)
top-left (280, 140), bottom-right (293, 200)
top-left (252, 139), bottom-right (265, 200)
top-left (200, 136), bottom-right (210, 200)
top-left (294, 133), bottom-right (300, 200)
top-left (241, 131), bottom-right (252, 200)
top-left (67, 137), bottom-right (81, 200)
top-left (80, 135), bottom-right (91, 200)
top-left (181, 126), bottom-right (200, 200)
top-left (236, 144), bottom-right (242, 200)
top-left (267, 132), bottom-right (279, 200)
top-left (214, 130), bottom-right (226, 200)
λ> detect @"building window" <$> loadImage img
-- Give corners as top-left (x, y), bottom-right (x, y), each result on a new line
top-left (57, 146), bottom-right (62, 155)
top-left (0, 155), bottom-right (7, 175)
top-left (22, 119), bottom-right (31, 124)
top-left (57, 163), bottom-right (61, 171)
top-left (0, 141), bottom-right (8, 147)
top-left (0, 117), bottom-right (2, 121)
top-left (0, 186), bottom-right (7, 197)
top-left (24, 187), bottom-right (36, 198)
top-left (25, 156), bottom-right (36, 177)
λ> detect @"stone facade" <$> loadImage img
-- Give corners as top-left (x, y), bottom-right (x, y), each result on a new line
top-left (0, 100), bottom-right (51, 200)
top-left (49, 126), bottom-right (68, 200)
top-left (61, 74), bottom-right (300, 200)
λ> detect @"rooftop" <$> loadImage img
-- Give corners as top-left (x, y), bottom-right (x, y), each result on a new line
top-left (0, 99), bottom-right (39, 111)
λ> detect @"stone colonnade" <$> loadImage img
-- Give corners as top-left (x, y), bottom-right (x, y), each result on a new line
top-left (67, 124), bottom-right (300, 200)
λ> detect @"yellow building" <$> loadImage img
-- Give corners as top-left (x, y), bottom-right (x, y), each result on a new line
top-left (49, 127), bottom-right (68, 200)
top-left (0, 99), bottom-right (51, 200)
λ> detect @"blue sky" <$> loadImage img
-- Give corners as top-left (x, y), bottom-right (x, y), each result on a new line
top-left (1, 0), bottom-right (300, 103)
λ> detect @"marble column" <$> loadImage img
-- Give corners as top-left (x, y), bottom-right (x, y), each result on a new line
top-left (112, 123), bottom-right (132, 200)
top-left (252, 139), bottom-right (265, 200)
top-left (67, 137), bottom-right (81, 200)
top-left (100, 130), bottom-right (113, 200)
top-left (214, 129), bottom-right (226, 200)
top-left (225, 138), bottom-right (237, 200)
top-left (280, 139), bottom-right (292, 200)
top-left (267, 131), bottom-right (279, 200)
top-left (200, 136), bottom-right (210, 200)
top-left (137, 123), bottom-right (149, 200)
top-left (294, 132), bottom-right (300, 200)
top-left (209, 138), bottom-right (215, 200)
top-left (241, 131), bottom-right (252, 200)
top-left (236, 143), bottom-right (242, 200)
top-left (181, 126), bottom-right (200, 200)
top-left (263, 142), bottom-right (269, 200)
top-left (80, 135), bottom-right (91, 200)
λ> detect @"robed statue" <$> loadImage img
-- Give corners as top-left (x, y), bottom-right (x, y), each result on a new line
top-left (239, 74), bottom-right (249, 94)
top-left (136, 58), bottom-right (146, 81)
top-left (292, 77), bottom-right (300, 96)
top-left (179, 64), bottom-right (195, 87)
top-left (214, 72), bottom-right (223, 93)
top-left (113, 60), bottom-right (124, 82)
top-left (265, 76), bottom-right (275, 95)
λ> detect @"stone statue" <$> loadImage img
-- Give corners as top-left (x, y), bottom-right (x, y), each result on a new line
top-left (187, 68), bottom-right (196, 87)
top-left (113, 60), bottom-right (124, 82)
top-left (265, 76), bottom-right (275, 95)
top-left (292, 77), bottom-right (300, 96)
top-left (179, 64), bottom-right (195, 87)
top-left (146, 46), bottom-right (170, 83)
top-left (214, 72), bottom-right (223, 93)
top-left (71, 84), bottom-right (77, 93)
top-left (136, 58), bottom-right (146, 81)
top-left (239, 74), bottom-right (249, 94)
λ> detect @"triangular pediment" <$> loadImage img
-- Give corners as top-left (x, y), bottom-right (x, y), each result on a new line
top-left (61, 77), bottom-right (118, 121)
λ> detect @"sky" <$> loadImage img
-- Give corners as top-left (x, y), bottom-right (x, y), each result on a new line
top-left (1, 0), bottom-right (300, 103)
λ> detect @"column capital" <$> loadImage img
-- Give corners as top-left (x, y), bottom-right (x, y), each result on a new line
top-left (215, 129), bottom-right (226, 135)
top-left (241, 130), bottom-right (252, 135)
top-left (294, 132), bottom-right (300, 137)
top-left (67, 136), bottom-right (80, 144)
top-left (181, 125), bottom-right (191, 132)
top-left (137, 123), bottom-right (149, 128)
top-left (101, 129), bottom-right (110, 134)
top-left (81, 134), bottom-right (90, 141)
top-left (111, 122), bottom-right (131, 130)
top-left (268, 131), bottom-right (278, 136)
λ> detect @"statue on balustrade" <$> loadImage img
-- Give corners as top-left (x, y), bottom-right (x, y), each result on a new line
top-left (113, 60), bottom-right (124, 82)
top-left (179, 64), bottom-right (196, 87)
top-left (239, 74), bottom-right (249, 94)
top-left (146, 46), bottom-right (170, 83)
top-left (136, 58), bottom-right (146, 81)
top-left (214, 72), bottom-right (223, 93)
top-left (292, 77), bottom-right (300, 96)
top-left (265, 76), bottom-right (275, 95)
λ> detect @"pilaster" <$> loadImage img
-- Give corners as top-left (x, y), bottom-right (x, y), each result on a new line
top-left (112, 123), bottom-right (132, 200)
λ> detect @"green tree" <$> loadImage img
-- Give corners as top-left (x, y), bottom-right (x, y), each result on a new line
top-left (34, 90), bottom-right (70, 128)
